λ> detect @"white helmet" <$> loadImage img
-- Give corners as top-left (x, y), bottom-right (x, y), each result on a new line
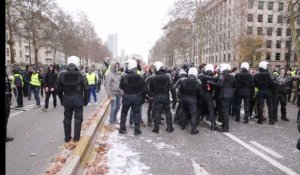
top-left (153, 61), bottom-right (164, 72)
top-left (188, 67), bottom-right (198, 77)
top-left (220, 63), bottom-right (231, 72)
top-left (67, 56), bottom-right (80, 68)
top-left (125, 59), bottom-right (137, 71)
top-left (205, 64), bottom-right (214, 72)
top-left (240, 62), bottom-right (250, 71)
top-left (259, 61), bottom-right (269, 70)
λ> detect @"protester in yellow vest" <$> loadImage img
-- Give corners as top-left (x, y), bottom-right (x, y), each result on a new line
top-left (30, 67), bottom-right (42, 108)
top-left (12, 68), bottom-right (24, 108)
top-left (86, 68), bottom-right (98, 105)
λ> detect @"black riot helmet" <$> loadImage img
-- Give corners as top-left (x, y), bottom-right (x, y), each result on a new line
top-left (181, 61), bottom-right (193, 73)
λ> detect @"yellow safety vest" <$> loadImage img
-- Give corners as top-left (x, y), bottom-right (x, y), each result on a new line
top-left (291, 70), bottom-right (296, 77)
top-left (30, 73), bottom-right (41, 87)
top-left (12, 74), bottom-right (24, 87)
top-left (87, 72), bottom-right (96, 85)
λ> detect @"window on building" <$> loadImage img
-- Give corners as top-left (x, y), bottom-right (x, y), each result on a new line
top-left (276, 53), bottom-right (280, 60)
top-left (6, 48), bottom-right (9, 56)
top-left (277, 28), bottom-right (282, 36)
top-left (224, 54), bottom-right (226, 62)
top-left (257, 27), bottom-right (263, 35)
top-left (268, 2), bottom-right (273, 10)
top-left (228, 54), bottom-right (231, 61)
top-left (25, 46), bottom-right (29, 53)
top-left (12, 49), bottom-right (16, 56)
top-left (19, 39), bottom-right (21, 47)
top-left (277, 15), bottom-right (283, 23)
top-left (266, 52), bottom-right (271, 60)
top-left (278, 2), bottom-right (284, 11)
top-left (247, 26), bottom-right (253, 35)
top-left (267, 28), bottom-right (273, 36)
top-left (276, 41), bottom-right (281, 48)
top-left (268, 15), bottom-right (273, 23)
top-left (258, 1), bottom-right (264, 10)
top-left (20, 50), bottom-right (22, 58)
top-left (258, 14), bottom-right (263, 22)
top-left (286, 41), bottom-right (291, 48)
top-left (297, 17), bottom-right (300, 24)
top-left (248, 0), bottom-right (254, 9)
top-left (266, 40), bottom-right (272, 48)
top-left (248, 14), bottom-right (253, 22)
top-left (286, 28), bottom-right (291, 36)
top-left (285, 53), bottom-right (290, 61)
top-left (26, 56), bottom-right (30, 62)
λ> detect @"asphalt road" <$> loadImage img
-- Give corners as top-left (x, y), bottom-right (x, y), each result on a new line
top-left (5, 87), bottom-right (106, 175)
top-left (99, 101), bottom-right (300, 175)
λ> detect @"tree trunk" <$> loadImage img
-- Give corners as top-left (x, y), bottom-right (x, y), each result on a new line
top-left (53, 47), bottom-right (56, 64)
top-left (288, 0), bottom-right (300, 67)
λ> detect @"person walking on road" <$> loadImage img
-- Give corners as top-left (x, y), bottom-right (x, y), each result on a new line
top-left (12, 68), bottom-right (24, 108)
top-left (57, 56), bottom-right (89, 143)
top-left (30, 67), bottom-right (43, 108)
top-left (86, 68), bottom-right (98, 105)
top-left (41, 65), bottom-right (58, 112)
top-left (105, 60), bottom-right (122, 126)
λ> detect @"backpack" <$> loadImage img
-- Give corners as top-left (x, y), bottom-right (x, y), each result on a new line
top-left (14, 75), bottom-right (22, 88)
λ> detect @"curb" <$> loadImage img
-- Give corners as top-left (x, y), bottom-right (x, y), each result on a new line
top-left (58, 98), bottom-right (111, 175)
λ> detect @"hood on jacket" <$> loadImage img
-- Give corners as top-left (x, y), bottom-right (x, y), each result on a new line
top-left (109, 60), bottom-right (119, 74)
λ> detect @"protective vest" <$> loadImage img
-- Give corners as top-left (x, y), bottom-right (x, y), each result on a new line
top-left (236, 72), bottom-right (251, 89)
top-left (153, 74), bottom-right (170, 95)
top-left (30, 73), bottom-right (41, 87)
top-left (291, 70), bottom-right (296, 77)
top-left (60, 71), bottom-right (83, 96)
top-left (222, 75), bottom-right (235, 99)
top-left (254, 72), bottom-right (271, 90)
top-left (122, 73), bottom-right (143, 94)
top-left (180, 78), bottom-right (200, 96)
top-left (86, 72), bottom-right (96, 85)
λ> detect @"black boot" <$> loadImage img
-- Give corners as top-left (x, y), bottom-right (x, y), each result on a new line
top-left (74, 119), bottom-right (82, 142)
top-left (191, 129), bottom-right (199, 135)
top-left (166, 126), bottom-right (174, 133)
top-left (134, 129), bottom-right (142, 136)
top-left (281, 117), bottom-right (289, 121)
top-left (6, 137), bottom-right (14, 142)
top-left (63, 120), bottom-right (72, 142)
top-left (211, 125), bottom-right (218, 131)
top-left (218, 127), bottom-right (229, 132)
top-left (119, 128), bottom-right (127, 134)
top-left (235, 117), bottom-right (240, 122)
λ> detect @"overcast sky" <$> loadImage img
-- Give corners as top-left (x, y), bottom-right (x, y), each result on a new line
top-left (56, 0), bottom-right (176, 62)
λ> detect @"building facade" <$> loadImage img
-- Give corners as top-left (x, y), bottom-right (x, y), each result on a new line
top-left (107, 33), bottom-right (118, 59)
top-left (201, 0), bottom-right (300, 68)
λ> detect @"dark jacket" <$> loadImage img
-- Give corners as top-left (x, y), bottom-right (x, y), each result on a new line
top-left (44, 70), bottom-right (58, 89)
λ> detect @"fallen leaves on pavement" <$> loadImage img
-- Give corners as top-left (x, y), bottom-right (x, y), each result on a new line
top-left (63, 140), bottom-right (77, 150)
top-left (85, 143), bottom-right (110, 175)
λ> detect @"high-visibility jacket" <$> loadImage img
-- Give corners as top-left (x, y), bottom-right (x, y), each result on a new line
top-left (87, 72), bottom-right (96, 85)
top-left (291, 70), bottom-right (297, 77)
top-left (30, 73), bottom-right (41, 87)
top-left (12, 74), bottom-right (24, 87)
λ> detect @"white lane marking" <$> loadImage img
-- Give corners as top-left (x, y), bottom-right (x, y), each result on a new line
top-left (9, 99), bottom-right (53, 117)
top-left (191, 159), bottom-right (210, 175)
top-left (250, 141), bottom-right (284, 159)
top-left (203, 119), bottom-right (298, 175)
top-left (224, 133), bottom-right (298, 175)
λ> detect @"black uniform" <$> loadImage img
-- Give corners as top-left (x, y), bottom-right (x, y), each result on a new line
top-left (119, 71), bottom-right (145, 135)
top-left (274, 74), bottom-right (296, 121)
top-left (178, 76), bottom-right (202, 134)
top-left (199, 73), bottom-right (218, 130)
top-left (145, 72), bottom-right (155, 127)
top-left (253, 68), bottom-right (275, 124)
top-left (235, 69), bottom-right (253, 123)
top-left (5, 73), bottom-right (13, 142)
top-left (209, 70), bottom-right (236, 132)
top-left (149, 69), bottom-right (174, 133)
top-left (57, 64), bottom-right (89, 142)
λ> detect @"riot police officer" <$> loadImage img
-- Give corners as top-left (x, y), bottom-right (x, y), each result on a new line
top-left (5, 70), bottom-right (14, 142)
top-left (253, 61), bottom-right (275, 125)
top-left (199, 64), bottom-right (218, 131)
top-left (57, 56), bottom-right (89, 142)
top-left (150, 61), bottom-right (174, 133)
top-left (178, 67), bottom-right (202, 134)
top-left (208, 64), bottom-right (235, 132)
top-left (119, 59), bottom-right (145, 135)
top-left (235, 62), bottom-right (253, 124)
